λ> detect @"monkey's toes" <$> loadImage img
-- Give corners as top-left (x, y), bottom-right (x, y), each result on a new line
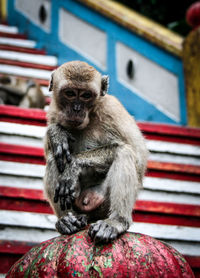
top-left (56, 213), bottom-right (87, 235)
top-left (88, 220), bottom-right (117, 243)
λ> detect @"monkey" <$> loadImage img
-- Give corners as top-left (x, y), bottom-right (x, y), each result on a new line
top-left (44, 61), bottom-right (148, 243)
top-left (0, 75), bottom-right (46, 108)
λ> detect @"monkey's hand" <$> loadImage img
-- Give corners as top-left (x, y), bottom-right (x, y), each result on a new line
top-left (54, 178), bottom-right (79, 210)
top-left (54, 160), bottom-right (82, 210)
top-left (56, 212), bottom-right (87, 235)
top-left (47, 124), bottom-right (75, 173)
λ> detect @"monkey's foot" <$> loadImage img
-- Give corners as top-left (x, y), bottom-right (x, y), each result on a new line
top-left (56, 213), bottom-right (87, 235)
top-left (88, 220), bottom-right (118, 243)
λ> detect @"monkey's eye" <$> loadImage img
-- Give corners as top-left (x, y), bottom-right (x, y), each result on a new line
top-left (81, 91), bottom-right (92, 100)
top-left (65, 90), bottom-right (76, 98)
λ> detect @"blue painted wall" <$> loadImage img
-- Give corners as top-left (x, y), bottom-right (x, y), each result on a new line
top-left (7, 0), bottom-right (187, 125)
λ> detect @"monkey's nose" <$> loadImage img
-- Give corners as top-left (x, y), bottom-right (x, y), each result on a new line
top-left (73, 103), bottom-right (81, 112)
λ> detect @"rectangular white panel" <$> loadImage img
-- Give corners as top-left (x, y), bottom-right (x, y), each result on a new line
top-left (59, 8), bottom-right (107, 69)
top-left (15, 0), bottom-right (51, 33)
top-left (117, 42), bottom-right (180, 121)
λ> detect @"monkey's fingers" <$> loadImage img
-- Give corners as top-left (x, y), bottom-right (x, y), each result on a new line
top-left (59, 184), bottom-right (66, 210)
top-left (69, 186), bottom-right (76, 202)
top-left (54, 144), bottom-right (65, 173)
top-left (88, 221), bottom-right (102, 239)
top-left (60, 196), bottom-right (66, 211)
top-left (65, 196), bottom-right (72, 210)
top-left (54, 183), bottom-right (61, 203)
top-left (77, 215), bottom-right (88, 228)
top-left (62, 143), bottom-right (72, 163)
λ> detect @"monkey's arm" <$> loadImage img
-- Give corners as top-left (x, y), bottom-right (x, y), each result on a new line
top-left (46, 123), bottom-right (75, 172)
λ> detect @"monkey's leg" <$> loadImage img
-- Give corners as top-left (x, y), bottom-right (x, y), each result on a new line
top-left (88, 144), bottom-right (139, 243)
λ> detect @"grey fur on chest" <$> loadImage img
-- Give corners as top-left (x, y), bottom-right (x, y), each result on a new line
top-left (70, 129), bottom-right (103, 154)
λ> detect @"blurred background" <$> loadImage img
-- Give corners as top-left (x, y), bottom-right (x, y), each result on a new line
top-left (116, 0), bottom-right (196, 36)
top-left (0, 0), bottom-right (199, 277)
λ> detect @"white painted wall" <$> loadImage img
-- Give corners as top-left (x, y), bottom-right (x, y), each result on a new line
top-left (59, 8), bottom-right (107, 70)
top-left (117, 42), bottom-right (180, 121)
top-left (15, 0), bottom-right (51, 33)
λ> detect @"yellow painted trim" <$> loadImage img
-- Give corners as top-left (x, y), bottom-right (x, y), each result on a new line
top-left (0, 0), bottom-right (7, 20)
top-left (183, 27), bottom-right (200, 127)
top-left (78, 0), bottom-right (183, 57)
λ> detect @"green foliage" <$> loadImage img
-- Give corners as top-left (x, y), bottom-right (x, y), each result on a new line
top-left (116, 0), bottom-right (196, 36)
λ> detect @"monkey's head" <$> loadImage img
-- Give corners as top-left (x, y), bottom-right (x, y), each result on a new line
top-left (49, 61), bottom-right (109, 130)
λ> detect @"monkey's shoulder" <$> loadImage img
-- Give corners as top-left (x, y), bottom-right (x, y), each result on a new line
top-left (96, 95), bottom-right (145, 145)
top-left (95, 95), bottom-right (137, 130)
top-left (97, 95), bottom-right (133, 119)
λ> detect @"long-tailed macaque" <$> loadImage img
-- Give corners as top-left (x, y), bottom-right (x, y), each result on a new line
top-left (44, 61), bottom-right (148, 242)
top-left (0, 75), bottom-right (45, 108)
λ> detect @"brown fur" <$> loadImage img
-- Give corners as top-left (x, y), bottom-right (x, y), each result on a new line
top-left (44, 61), bottom-right (148, 242)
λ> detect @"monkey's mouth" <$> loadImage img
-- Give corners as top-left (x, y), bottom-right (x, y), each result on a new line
top-left (67, 119), bottom-right (83, 127)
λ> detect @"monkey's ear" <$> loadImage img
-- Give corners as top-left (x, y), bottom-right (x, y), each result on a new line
top-left (101, 75), bottom-right (109, 96)
top-left (48, 70), bottom-right (55, 92)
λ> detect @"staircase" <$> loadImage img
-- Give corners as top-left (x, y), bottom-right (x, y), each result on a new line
top-left (0, 24), bottom-right (200, 277)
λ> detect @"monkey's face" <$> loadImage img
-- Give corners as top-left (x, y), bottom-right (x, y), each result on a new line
top-left (57, 86), bottom-right (98, 129)
top-left (50, 61), bottom-right (109, 130)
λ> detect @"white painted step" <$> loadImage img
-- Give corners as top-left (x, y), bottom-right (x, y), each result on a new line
top-left (1, 167), bottom-right (200, 195)
top-left (128, 222), bottom-right (200, 242)
top-left (0, 24), bottom-right (18, 34)
top-left (0, 50), bottom-right (57, 65)
top-left (138, 189), bottom-right (200, 206)
top-left (0, 122), bottom-right (45, 138)
top-left (147, 140), bottom-right (200, 157)
top-left (143, 177), bottom-right (200, 195)
top-left (1, 122), bottom-right (199, 165)
top-left (0, 226), bottom-right (58, 244)
top-left (1, 122), bottom-right (200, 155)
top-left (1, 160), bottom-right (200, 205)
top-left (0, 64), bottom-right (51, 79)
top-left (0, 37), bottom-right (36, 48)
top-left (0, 161), bottom-right (45, 178)
top-left (1, 209), bottom-right (200, 243)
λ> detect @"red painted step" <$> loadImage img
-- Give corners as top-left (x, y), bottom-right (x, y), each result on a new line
top-left (1, 105), bottom-right (200, 144)
top-left (0, 186), bottom-right (200, 218)
top-left (1, 143), bottom-right (199, 181)
top-left (0, 58), bottom-right (57, 71)
top-left (0, 44), bottom-right (46, 54)
top-left (0, 31), bottom-right (26, 39)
